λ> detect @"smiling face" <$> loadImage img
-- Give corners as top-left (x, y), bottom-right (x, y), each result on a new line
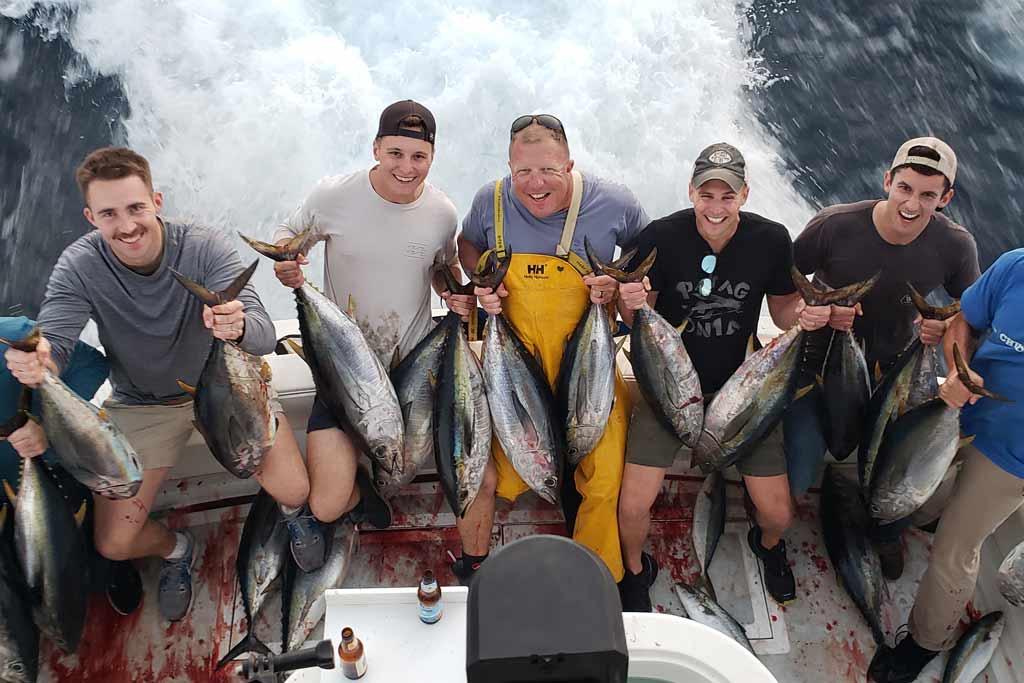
top-left (879, 167), bottom-right (954, 241)
top-left (370, 134), bottom-right (434, 204)
top-left (83, 175), bottom-right (165, 270)
top-left (508, 127), bottom-right (574, 218)
top-left (689, 179), bottom-right (748, 242)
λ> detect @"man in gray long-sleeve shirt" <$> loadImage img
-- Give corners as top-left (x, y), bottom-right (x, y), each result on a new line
top-left (4, 147), bottom-right (320, 623)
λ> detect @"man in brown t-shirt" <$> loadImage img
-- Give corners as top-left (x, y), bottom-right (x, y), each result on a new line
top-left (793, 137), bottom-right (980, 580)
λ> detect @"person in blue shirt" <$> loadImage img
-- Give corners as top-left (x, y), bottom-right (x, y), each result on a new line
top-left (0, 316), bottom-right (142, 616)
top-left (869, 248), bottom-right (1024, 683)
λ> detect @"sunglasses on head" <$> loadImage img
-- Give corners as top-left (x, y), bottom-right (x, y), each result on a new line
top-left (510, 114), bottom-right (566, 141)
top-left (698, 254), bottom-right (717, 297)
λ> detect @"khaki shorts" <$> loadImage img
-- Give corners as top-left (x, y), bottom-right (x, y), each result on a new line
top-left (624, 395), bottom-right (786, 477)
top-left (103, 389), bottom-right (283, 471)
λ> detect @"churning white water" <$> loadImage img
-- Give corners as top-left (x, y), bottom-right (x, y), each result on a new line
top-left (2, 0), bottom-right (813, 318)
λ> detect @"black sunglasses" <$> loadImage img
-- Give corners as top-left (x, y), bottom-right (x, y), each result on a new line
top-left (510, 114), bottom-right (566, 141)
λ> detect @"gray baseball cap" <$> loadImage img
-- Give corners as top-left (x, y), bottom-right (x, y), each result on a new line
top-left (890, 137), bottom-right (956, 186)
top-left (691, 143), bottom-right (746, 192)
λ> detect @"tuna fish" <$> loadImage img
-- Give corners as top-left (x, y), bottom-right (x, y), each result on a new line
top-left (215, 488), bottom-right (289, 669)
top-left (593, 243), bottom-right (704, 448)
top-left (2, 457), bottom-right (88, 653)
top-left (858, 339), bottom-right (922, 493)
top-left (858, 286), bottom-right (963, 492)
top-left (470, 251), bottom-right (561, 505)
top-left (242, 230), bottom-right (405, 477)
top-left (0, 331), bottom-right (143, 500)
top-left (554, 240), bottom-right (630, 464)
top-left (819, 328), bottom-right (871, 462)
top-left (942, 611), bottom-right (1005, 683)
top-left (691, 470), bottom-right (726, 595)
top-left (0, 509), bottom-right (38, 683)
top-left (868, 398), bottom-right (961, 524)
top-left (997, 540), bottom-right (1024, 607)
top-left (282, 519), bottom-right (358, 652)
top-left (171, 261), bottom-right (277, 479)
top-left (820, 465), bottom-right (886, 645)
top-left (433, 315), bottom-right (491, 517)
top-left (383, 314), bottom-right (451, 498)
top-left (673, 582), bottom-right (754, 654)
top-left (693, 270), bottom-right (879, 473)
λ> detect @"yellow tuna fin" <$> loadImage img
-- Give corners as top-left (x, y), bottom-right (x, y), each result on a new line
top-left (873, 361), bottom-right (883, 384)
top-left (285, 338), bottom-right (307, 363)
top-left (389, 346), bottom-right (402, 372)
top-left (346, 294), bottom-right (356, 317)
top-left (815, 374), bottom-right (825, 388)
top-left (0, 504), bottom-right (5, 531)
top-left (176, 381), bottom-right (197, 397)
top-left (795, 384), bottom-right (815, 401)
top-left (74, 500), bottom-right (87, 528)
top-left (958, 435), bottom-right (976, 450)
top-left (259, 361), bottom-right (272, 382)
top-left (97, 408), bottom-right (111, 421)
top-left (2, 480), bottom-right (16, 506)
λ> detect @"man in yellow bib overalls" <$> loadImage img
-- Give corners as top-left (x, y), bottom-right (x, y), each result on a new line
top-left (454, 114), bottom-right (650, 587)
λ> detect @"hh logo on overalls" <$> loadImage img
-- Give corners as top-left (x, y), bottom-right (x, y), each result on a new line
top-left (527, 264), bottom-right (545, 275)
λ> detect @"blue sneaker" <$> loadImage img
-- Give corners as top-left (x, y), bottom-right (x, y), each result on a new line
top-left (158, 531), bottom-right (196, 622)
top-left (285, 508), bottom-right (327, 572)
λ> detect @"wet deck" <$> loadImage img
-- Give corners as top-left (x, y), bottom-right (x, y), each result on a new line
top-left (38, 470), bottom-right (1013, 683)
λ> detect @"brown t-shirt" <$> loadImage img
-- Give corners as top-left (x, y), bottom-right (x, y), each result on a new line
top-left (794, 200), bottom-right (980, 372)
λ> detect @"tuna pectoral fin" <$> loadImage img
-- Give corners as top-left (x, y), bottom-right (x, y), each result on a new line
top-left (794, 383), bottom-right (815, 401)
top-left (722, 402), bottom-right (757, 444)
top-left (511, 392), bottom-right (541, 445)
top-left (74, 500), bottom-right (87, 528)
top-left (2, 479), bottom-right (17, 506)
top-left (614, 335), bottom-right (629, 358)
top-left (285, 338), bottom-right (307, 363)
top-left (215, 632), bottom-right (273, 670)
top-left (177, 380), bottom-right (198, 397)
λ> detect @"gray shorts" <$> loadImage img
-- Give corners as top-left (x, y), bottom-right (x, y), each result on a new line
top-left (624, 395), bottom-right (786, 477)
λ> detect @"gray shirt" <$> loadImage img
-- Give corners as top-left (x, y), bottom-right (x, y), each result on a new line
top-left (37, 220), bottom-right (276, 405)
top-left (461, 172), bottom-right (649, 262)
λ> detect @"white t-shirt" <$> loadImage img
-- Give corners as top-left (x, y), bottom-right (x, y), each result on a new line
top-left (274, 169), bottom-right (458, 364)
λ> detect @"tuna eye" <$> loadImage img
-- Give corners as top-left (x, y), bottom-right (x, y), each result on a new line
top-left (544, 476), bottom-right (556, 488)
top-left (567, 447), bottom-right (578, 455)
top-left (459, 490), bottom-right (468, 501)
top-left (10, 663), bottom-right (24, 673)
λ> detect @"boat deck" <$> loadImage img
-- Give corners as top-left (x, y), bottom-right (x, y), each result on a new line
top-left (35, 466), bottom-right (1016, 682)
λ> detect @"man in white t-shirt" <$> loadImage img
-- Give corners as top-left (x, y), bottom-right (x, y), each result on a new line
top-left (272, 101), bottom-right (478, 560)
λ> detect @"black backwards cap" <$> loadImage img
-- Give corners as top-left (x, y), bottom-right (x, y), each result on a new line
top-left (376, 100), bottom-right (436, 145)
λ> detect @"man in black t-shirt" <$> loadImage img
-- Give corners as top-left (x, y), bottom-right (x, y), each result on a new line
top-left (615, 143), bottom-right (831, 612)
top-left (794, 137), bottom-right (980, 584)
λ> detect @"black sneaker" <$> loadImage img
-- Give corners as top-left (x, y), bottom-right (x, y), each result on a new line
top-left (748, 525), bottom-right (796, 605)
top-left (867, 631), bottom-right (938, 683)
top-left (349, 466), bottom-right (392, 530)
top-left (449, 552), bottom-right (487, 587)
top-left (876, 538), bottom-right (905, 581)
top-left (106, 560), bottom-right (143, 616)
top-left (618, 552), bottom-right (659, 612)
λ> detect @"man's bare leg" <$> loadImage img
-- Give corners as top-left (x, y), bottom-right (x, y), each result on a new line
top-left (306, 427), bottom-right (360, 523)
top-left (92, 466), bottom-right (175, 561)
top-left (617, 463), bottom-right (667, 574)
top-left (254, 412), bottom-right (310, 509)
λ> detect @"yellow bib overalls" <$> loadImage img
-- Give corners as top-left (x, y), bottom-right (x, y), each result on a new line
top-left (485, 171), bottom-right (631, 581)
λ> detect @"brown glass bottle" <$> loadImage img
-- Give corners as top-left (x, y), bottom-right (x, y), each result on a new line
top-left (338, 626), bottom-right (367, 679)
top-left (417, 569), bottom-right (443, 624)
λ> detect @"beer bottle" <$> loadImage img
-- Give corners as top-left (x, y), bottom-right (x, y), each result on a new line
top-left (338, 626), bottom-right (367, 679)
top-left (417, 569), bottom-right (443, 624)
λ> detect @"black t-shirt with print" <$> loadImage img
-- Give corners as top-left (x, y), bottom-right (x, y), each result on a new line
top-left (630, 208), bottom-right (796, 394)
